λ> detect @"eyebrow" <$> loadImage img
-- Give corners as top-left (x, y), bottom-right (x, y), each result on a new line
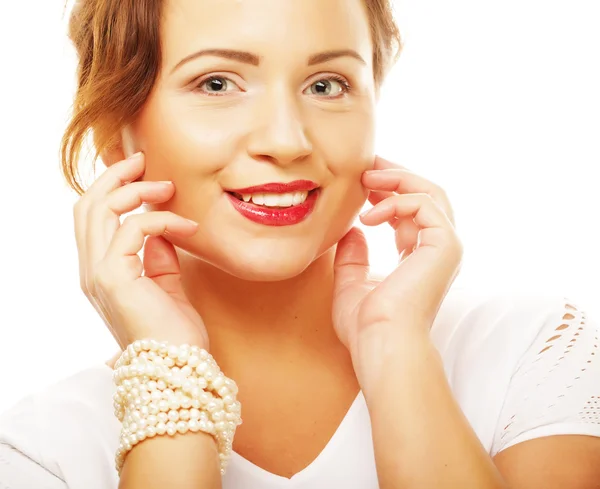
top-left (170, 48), bottom-right (366, 74)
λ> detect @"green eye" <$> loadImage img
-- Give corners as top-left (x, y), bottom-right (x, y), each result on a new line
top-left (195, 76), bottom-right (240, 95)
top-left (306, 77), bottom-right (351, 97)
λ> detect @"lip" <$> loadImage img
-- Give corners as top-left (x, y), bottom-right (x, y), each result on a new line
top-left (226, 189), bottom-right (320, 226)
top-left (225, 180), bottom-right (319, 194)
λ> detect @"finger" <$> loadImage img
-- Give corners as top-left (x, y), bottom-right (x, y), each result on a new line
top-left (86, 181), bottom-right (176, 268)
top-left (83, 152), bottom-right (146, 202)
top-left (107, 212), bottom-right (198, 262)
top-left (105, 180), bottom-right (175, 215)
top-left (333, 226), bottom-right (370, 292)
top-left (372, 156), bottom-right (411, 171)
top-left (362, 167), bottom-right (455, 227)
top-left (393, 219), bottom-right (421, 259)
top-left (360, 194), bottom-right (454, 250)
top-left (73, 152), bottom-right (146, 275)
top-left (143, 235), bottom-right (185, 296)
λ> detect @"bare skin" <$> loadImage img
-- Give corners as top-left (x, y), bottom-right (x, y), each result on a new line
top-left (102, 0), bottom-right (375, 478)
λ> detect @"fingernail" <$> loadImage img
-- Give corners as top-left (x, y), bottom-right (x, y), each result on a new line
top-left (157, 180), bottom-right (173, 185)
top-left (185, 219), bottom-right (199, 227)
top-left (128, 152), bottom-right (143, 161)
top-left (359, 208), bottom-right (371, 218)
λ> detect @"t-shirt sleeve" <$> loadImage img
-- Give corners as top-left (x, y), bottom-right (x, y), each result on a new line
top-left (0, 443), bottom-right (68, 489)
top-left (491, 297), bottom-right (600, 456)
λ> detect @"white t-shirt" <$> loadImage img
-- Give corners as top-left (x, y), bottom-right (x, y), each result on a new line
top-left (1, 287), bottom-right (599, 489)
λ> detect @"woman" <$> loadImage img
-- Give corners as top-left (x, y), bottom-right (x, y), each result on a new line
top-left (0, 0), bottom-right (599, 488)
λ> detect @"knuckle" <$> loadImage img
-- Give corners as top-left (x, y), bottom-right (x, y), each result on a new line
top-left (121, 213), bottom-right (140, 229)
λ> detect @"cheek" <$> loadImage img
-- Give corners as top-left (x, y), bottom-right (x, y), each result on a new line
top-left (131, 93), bottom-right (251, 182)
top-left (312, 104), bottom-right (375, 175)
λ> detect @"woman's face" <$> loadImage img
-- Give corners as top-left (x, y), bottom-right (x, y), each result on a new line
top-left (123, 0), bottom-right (377, 281)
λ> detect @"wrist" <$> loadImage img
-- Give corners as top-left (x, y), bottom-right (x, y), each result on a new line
top-left (350, 323), bottom-right (438, 400)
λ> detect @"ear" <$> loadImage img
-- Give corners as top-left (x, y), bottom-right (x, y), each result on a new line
top-left (99, 125), bottom-right (138, 168)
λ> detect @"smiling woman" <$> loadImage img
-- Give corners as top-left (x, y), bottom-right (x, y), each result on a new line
top-left (0, 0), bottom-right (599, 488)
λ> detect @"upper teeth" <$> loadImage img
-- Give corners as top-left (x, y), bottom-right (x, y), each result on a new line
top-left (241, 191), bottom-right (309, 207)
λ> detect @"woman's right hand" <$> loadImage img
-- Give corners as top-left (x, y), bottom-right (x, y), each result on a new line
top-left (74, 151), bottom-right (209, 353)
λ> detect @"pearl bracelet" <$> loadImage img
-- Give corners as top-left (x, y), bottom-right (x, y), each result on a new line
top-left (112, 339), bottom-right (242, 476)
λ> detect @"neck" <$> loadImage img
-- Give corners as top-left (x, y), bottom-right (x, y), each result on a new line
top-left (177, 248), bottom-right (349, 377)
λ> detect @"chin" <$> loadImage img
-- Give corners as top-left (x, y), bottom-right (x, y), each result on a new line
top-left (172, 232), bottom-right (336, 282)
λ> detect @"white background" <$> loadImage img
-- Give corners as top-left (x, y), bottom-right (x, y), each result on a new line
top-left (0, 0), bottom-right (598, 411)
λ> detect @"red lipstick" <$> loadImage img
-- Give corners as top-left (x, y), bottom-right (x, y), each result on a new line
top-left (225, 180), bottom-right (320, 226)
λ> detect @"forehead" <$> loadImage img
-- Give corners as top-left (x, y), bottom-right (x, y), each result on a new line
top-left (162, 0), bottom-right (372, 65)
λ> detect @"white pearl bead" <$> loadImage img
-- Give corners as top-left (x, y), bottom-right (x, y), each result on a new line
top-left (146, 426), bottom-right (157, 438)
top-left (178, 350), bottom-right (190, 364)
top-left (167, 345), bottom-right (179, 359)
top-left (187, 355), bottom-right (200, 368)
top-left (146, 415), bottom-right (157, 426)
top-left (212, 374), bottom-right (225, 390)
top-left (168, 410), bottom-right (180, 422)
top-left (156, 422), bottom-right (166, 435)
top-left (179, 409), bottom-right (190, 421)
top-left (199, 392), bottom-right (212, 405)
top-left (195, 362), bottom-right (209, 375)
top-left (224, 379), bottom-right (239, 395)
top-left (189, 408), bottom-right (201, 420)
top-left (157, 412), bottom-right (168, 424)
top-left (212, 411), bottom-right (225, 422)
top-left (204, 368), bottom-right (217, 382)
top-left (180, 397), bottom-right (192, 409)
top-left (177, 421), bottom-right (189, 434)
top-left (166, 421), bottom-right (177, 436)
top-left (136, 430), bottom-right (146, 442)
top-left (188, 419), bottom-right (200, 432)
top-left (158, 400), bottom-right (169, 412)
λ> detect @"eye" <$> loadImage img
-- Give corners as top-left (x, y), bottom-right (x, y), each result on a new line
top-left (195, 76), bottom-right (241, 95)
top-left (304, 76), bottom-right (351, 97)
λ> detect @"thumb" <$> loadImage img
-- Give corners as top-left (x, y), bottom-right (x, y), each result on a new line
top-left (143, 235), bottom-right (185, 297)
top-left (333, 226), bottom-right (370, 293)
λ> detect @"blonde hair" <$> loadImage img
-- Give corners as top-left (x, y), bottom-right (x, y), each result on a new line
top-left (61, 0), bottom-right (403, 195)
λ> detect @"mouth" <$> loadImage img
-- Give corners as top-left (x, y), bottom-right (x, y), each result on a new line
top-left (225, 188), bottom-right (319, 208)
top-left (224, 182), bottom-right (321, 226)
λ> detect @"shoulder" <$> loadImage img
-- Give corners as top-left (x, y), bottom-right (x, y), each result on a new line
top-left (429, 285), bottom-right (600, 452)
top-left (431, 286), bottom-right (581, 370)
top-left (0, 365), bottom-right (120, 487)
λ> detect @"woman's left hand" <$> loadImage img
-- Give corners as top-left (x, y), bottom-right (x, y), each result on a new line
top-left (332, 156), bottom-right (463, 362)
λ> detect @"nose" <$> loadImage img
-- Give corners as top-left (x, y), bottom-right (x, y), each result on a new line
top-left (246, 89), bottom-right (313, 166)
